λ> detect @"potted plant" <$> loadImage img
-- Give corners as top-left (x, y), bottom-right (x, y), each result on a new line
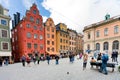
top-left (118, 66), bottom-right (120, 72)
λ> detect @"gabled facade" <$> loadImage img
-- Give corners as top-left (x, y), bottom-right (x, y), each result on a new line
top-left (0, 5), bottom-right (11, 59)
top-left (67, 29), bottom-right (77, 54)
top-left (56, 23), bottom-right (69, 57)
top-left (11, 4), bottom-right (45, 62)
top-left (44, 18), bottom-right (57, 56)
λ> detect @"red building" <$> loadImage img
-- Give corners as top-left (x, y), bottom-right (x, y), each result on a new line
top-left (11, 4), bottom-right (45, 62)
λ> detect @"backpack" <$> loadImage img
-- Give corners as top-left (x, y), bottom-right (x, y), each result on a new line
top-left (104, 54), bottom-right (109, 62)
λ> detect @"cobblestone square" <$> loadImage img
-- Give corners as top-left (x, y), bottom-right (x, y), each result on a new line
top-left (0, 56), bottom-right (120, 80)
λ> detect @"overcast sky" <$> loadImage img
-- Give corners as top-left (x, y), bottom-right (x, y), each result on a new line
top-left (0, 0), bottom-right (120, 33)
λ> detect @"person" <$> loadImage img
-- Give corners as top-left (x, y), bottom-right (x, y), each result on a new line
top-left (79, 53), bottom-right (83, 59)
top-left (21, 55), bottom-right (26, 67)
top-left (83, 53), bottom-right (88, 70)
top-left (4, 57), bottom-right (9, 66)
top-left (99, 52), bottom-right (109, 75)
top-left (69, 54), bottom-right (72, 63)
top-left (90, 57), bottom-right (96, 68)
top-left (36, 56), bottom-right (40, 64)
top-left (55, 55), bottom-right (59, 65)
top-left (111, 51), bottom-right (115, 62)
top-left (26, 56), bottom-right (31, 67)
top-left (0, 57), bottom-right (3, 67)
top-left (115, 51), bottom-right (118, 64)
top-left (90, 57), bottom-right (96, 63)
top-left (46, 54), bottom-right (50, 65)
top-left (33, 56), bottom-right (36, 64)
top-left (97, 53), bottom-right (102, 61)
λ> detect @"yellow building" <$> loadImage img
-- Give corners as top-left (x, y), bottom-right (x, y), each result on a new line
top-left (56, 23), bottom-right (69, 57)
top-left (44, 18), bottom-right (57, 56)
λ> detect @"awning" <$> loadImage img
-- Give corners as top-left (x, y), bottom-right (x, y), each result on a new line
top-left (0, 51), bottom-right (12, 56)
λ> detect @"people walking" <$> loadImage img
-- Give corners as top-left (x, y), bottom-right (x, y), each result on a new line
top-left (99, 52), bottom-right (109, 75)
top-left (36, 56), bottom-right (40, 65)
top-left (97, 53), bottom-right (102, 61)
top-left (111, 51), bottom-right (115, 62)
top-left (26, 56), bottom-right (31, 67)
top-left (115, 51), bottom-right (118, 64)
top-left (33, 56), bottom-right (36, 64)
top-left (55, 55), bottom-right (59, 65)
top-left (83, 53), bottom-right (88, 70)
top-left (4, 57), bottom-right (9, 66)
top-left (21, 55), bottom-right (26, 67)
top-left (46, 54), bottom-right (50, 65)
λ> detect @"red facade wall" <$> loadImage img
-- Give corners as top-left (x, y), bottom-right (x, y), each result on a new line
top-left (11, 4), bottom-right (45, 62)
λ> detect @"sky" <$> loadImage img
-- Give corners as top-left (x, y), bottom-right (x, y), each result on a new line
top-left (1, 0), bottom-right (120, 33)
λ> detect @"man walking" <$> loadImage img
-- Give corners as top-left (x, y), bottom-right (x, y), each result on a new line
top-left (99, 52), bottom-right (109, 75)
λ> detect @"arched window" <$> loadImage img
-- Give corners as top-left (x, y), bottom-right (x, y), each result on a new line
top-left (112, 40), bottom-right (119, 50)
top-left (88, 32), bottom-right (90, 39)
top-left (103, 42), bottom-right (109, 50)
top-left (87, 44), bottom-right (90, 50)
top-left (96, 43), bottom-right (100, 50)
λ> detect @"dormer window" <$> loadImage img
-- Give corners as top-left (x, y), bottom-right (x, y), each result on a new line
top-left (33, 10), bottom-right (36, 14)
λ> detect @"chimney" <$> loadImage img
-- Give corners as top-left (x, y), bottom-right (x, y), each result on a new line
top-left (14, 14), bottom-right (17, 26)
top-left (12, 20), bottom-right (15, 29)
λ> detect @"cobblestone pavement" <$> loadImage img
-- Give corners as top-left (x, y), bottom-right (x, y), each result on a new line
top-left (0, 55), bottom-right (120, 80)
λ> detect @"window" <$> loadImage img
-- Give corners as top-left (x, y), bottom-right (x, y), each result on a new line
top-left (33, 10), bottom-right (36, 14)
top-left (52, 35), bottom-right (54, 38)
top-left (34, 26), bottom-right (37, 30)
top-left (60, 45), bottom-right (62, 49)
top-left (52, 41), bottom-right (54, 45)
top-left (34, 44), bottom-right (37, 49)
top-left (40, 44), bottom-right (43, 50)
top-left (47, 34), bottom-right (50, 38)
top-left (96, 30), bottom-right (99, 37)
top-left (36, 19), bottom-right (39, 24)
top-left (47, 41), bottom-right (50, 45)
top-left (27, 43), bottom-right (31, 49)
top-left (2, 30), bottom-right (7, 38)
top-left (114, 26), bottom-right (119, 34)
top-left (26, 24), bottom-right (30, 28)
top-left (40, 35), bottom-right (43, 40)
top-left (51, 48), bottom-right (54, 52)
top-left (104, 28), bottom-right (108, 36)
top-left (1, 19), bottom-right (7, 25)
top-left (87, 44), bottom-right (90, 50)
top-left (112, 40), bottom-right (119, 50)
top-left (40, 27), bottom-right (43, 31)
top-left (47, 47), bottom-right (50, 51)
top-left (60, 39), bottom-right (62, 43)
top-left (27, 32), bottom-right (31, 38)
top-left (52, 28), bottom-right (54, 32)
top-left (30, 16), bottom-right (34, 22)
top-left (2, 42), bottom-right (8, 50)
top-left (96, 43), bottom-right (100, 50)
top-left (47, 27), bottom-right (50, 31)
top-left (88, 33), bottom-right (90, 39)
top-left (34, 34), bottom-right (38, 39)
top-left (103, 42), bottom-right (109, 50)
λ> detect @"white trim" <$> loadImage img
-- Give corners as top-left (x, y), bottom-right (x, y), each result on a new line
top-left (0, 51), bottom-right (11, 56)
top-left (1, 41), bottom-right (9, 50)
top-left (1, 29), bottom-right (8, 38)
top-left (0, 18), bottom-right (8, 26)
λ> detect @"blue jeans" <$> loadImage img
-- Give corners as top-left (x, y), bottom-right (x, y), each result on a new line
top-left (47, 60), bottom-right (50, 65)
top-left (56, 60), bottom-right (59, 65)
top-left (100, 62), bottom-right (108, 74)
